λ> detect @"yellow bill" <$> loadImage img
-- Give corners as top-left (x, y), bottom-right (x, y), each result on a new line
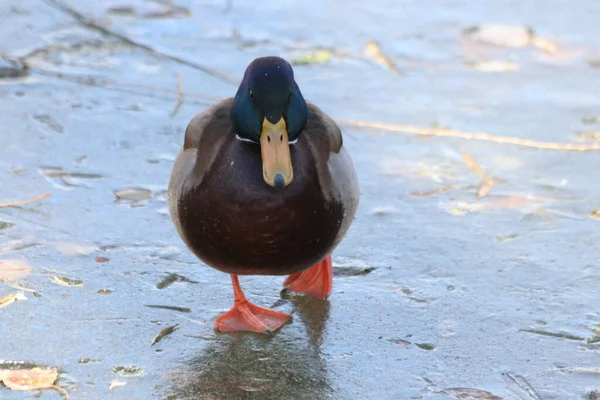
top-left (260, 117), bottom-right (293, 189)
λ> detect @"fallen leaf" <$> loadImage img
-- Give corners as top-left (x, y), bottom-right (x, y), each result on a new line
top-left (468, 60), bottom-right (520, 72)
top-left (51, 276), bottom-right (84, 287)
top-left (410, 185), bottom-right (455, 197)
top-left (0, 192), bottom-right (51, 208)
top-left (0, 366), bottom-right (69, 399)
top-left (442, 387), bottom-right (503, 400)
top-left (333, 267), bottom-right (376, 277)
top-left (109, 379), bottom-right (127, 390)
top-left (107, 6), bottom-right (136, 16)
top-left (464, 24), bottom-right (532, 48)
top-left (581, 117), bottom-right (600, 125)
top-left (577, 131), bottom-right (600, 141)
top-left (111, 366), bottom-right (144, 377)
top-left (461, 152), bottom-right (485, 177)
top-left (477, 177), bottom-right (495, 199)
top-left (78, 358), bottom-right (101, 364)
top-left (591, 208), bottom-right (600, 220)
top-left (365, 40), bottom-right (401, 72)
top-left (0, 292), bottom-right (27, 309)
top-left (50, 241), bottom-right (97, 256)
top-left (0, 237), bottom-right (41, 255)
top-left (0, 260), bottom-right (31, 281)
top-left (95, 256), bottom-right (109, 263)
top-left (292, 49), bottom-right (333, 65)
top-left (97, 289), bottom-right (112, 295)
top-left (389, 338), bottom-right (412, 345)
top-left (156, 273), bottom-right (198, 289)
top-left (531, 36), bottom-right (558, 54)
top-left (114, 188), bottom-right (152, 202)
top-left (0, 221), bottom-right (15, 230)
top-left (415, 343), bottom-right (435, 350)
top-left (494, 234), bottom-right (518, 243)
top-left (151, 324), bottom-right (179, 346)
top-left (144, 304), bottom-right (191, 313)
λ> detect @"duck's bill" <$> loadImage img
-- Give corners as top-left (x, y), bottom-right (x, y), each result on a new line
top-left (260, 117), bottom-right (293, 189)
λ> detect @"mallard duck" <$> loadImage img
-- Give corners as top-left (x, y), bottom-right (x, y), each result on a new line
top-left (168, 56), bottom-right (359, 334)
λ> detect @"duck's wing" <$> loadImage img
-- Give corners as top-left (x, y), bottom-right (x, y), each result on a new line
top-left (168, 98), bottom-right (233, 226)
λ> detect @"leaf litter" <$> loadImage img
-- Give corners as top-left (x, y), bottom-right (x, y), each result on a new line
top-left (0, 363), bottom-right (69, 399)
top-left (442, 387), bottom-right (503, 400)
top-left (0, 292), bottom-right (27, 309)
top-left (0, 192), bottom-right (51, 208)
top-left (156, 273), bottom-right (198, 289)
top-left (0, 260), bottom-right (31, 281)
top-left (51, 276), bottom-right (84, 287)
top-left (114, 188), bottom-right (153, 202)
top-left (364, 40), bottom-right (401, 73)
top-left (151, 324), bottom-right (179, 346)
top-left (111, 365), bottom-right (144, 377)
top-left (462, 24), bottom-right (557, 54)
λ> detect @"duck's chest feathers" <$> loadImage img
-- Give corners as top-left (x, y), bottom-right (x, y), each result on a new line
top-left (177, 139), bottom-right (345, 275)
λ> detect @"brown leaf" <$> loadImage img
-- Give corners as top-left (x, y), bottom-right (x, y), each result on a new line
top-left (0, 260), bottom-right (31, 281)
top-left (0, 367), bottom-right (69, 399)
top-left (443, 387), bottom-right (503, 400)
top-left (591, 208), bottom-right (600, 220)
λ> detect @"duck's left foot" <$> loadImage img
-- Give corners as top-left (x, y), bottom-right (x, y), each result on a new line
top-left (283, 256), bottom-right (333, 300)
top-left (215, 275), bottom-right (291, 334)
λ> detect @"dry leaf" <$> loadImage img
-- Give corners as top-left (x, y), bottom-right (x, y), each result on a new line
top-left (462, 153), bottom-right (485, 176)
top-left (109, 379), bottom-right (127, 390)
top-left (114, 188), bottom-right (152, 202)
top-left (50, 241), bottom-right (98, 256)
top-left (0, 292), bottom-right (26, 309)
top-left (577, 131), bottom-right (600, 141)
top-left (410, 185), bottom-right (455, 197)
top-left (477, 177), bottom-right (495, 199)
top-left (111, 365), bottom-right (144, 377)
top-left (365, 40), bottom-right (401, 72)
top-left (151, 324), bottom-right (179, 346)
top-left (461, 153), bottom-right (496, 198)
top-left (591, 208), bottom-right (600, 220)
top-left (292, 49), bottom-right (333, 65)
top-left (0, 367), bottom-right (69, 399)
top-left (468, 60), bottom-right (520, 72)
top-left (443, 387), bottom-right (503, 400)
top-left (464, 24), bottom-right (533, 48)
top-left (51, 276), bottom-right (84, 287)
top-left (0, 260), bottom-right (31, 281)
top-left (0, 192), bottom-right (51, 208)
top-left (531, 36), bottom-right (558, 54)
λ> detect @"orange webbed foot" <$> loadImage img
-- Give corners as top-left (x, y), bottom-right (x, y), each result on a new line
top-left (283, 256), bottom-right (333, 300)
top-left (215, 275), bottom-right (291, 334)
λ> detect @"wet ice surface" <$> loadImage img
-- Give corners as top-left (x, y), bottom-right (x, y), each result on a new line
top-left (1, 0), bottom-right (600, 399)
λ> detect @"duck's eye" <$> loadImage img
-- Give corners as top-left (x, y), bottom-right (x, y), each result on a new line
top-left (249, 91), bottom-right (255, 101)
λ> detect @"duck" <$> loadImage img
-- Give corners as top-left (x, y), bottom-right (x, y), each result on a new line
top-left (168, 56), bottom-right (359, 334)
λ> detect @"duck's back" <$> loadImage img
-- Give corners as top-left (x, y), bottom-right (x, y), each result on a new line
top-left (168, 100), bottom-right (359, 276)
